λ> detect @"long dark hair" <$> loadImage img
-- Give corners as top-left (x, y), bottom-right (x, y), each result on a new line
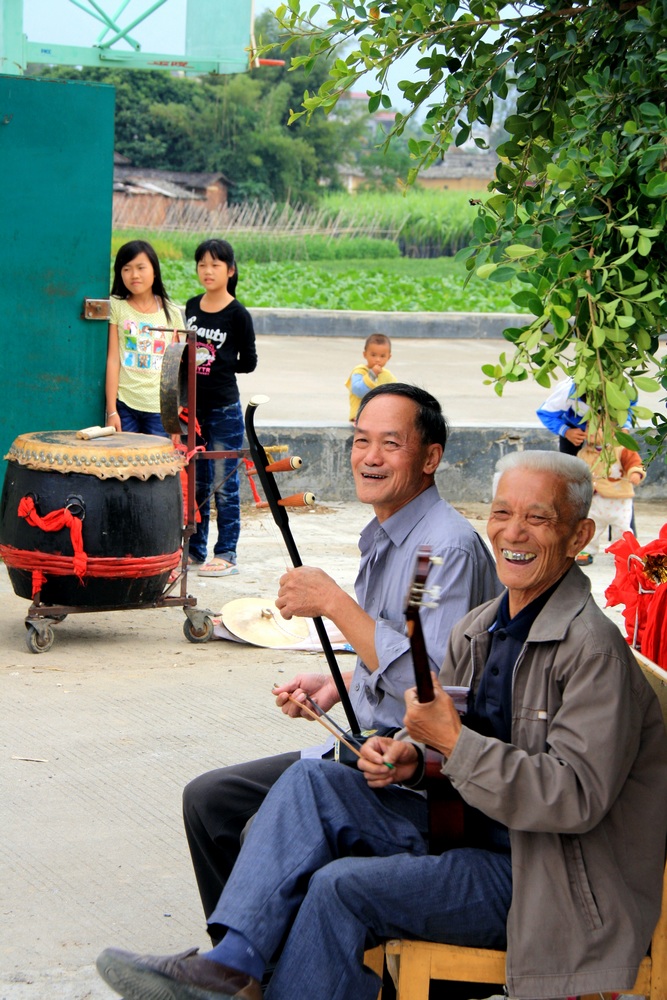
top-left (111, 239), bottom-right (175, 326)
top-left (194, 238), bottom-right (238, 296)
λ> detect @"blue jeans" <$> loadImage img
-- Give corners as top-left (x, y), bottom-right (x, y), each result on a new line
top-left (190, 401), bottom-right (244, 564)
top-left (209, 759), bottom-right (512, 1000)
top-left (116, 399), bottom-right (168, 437)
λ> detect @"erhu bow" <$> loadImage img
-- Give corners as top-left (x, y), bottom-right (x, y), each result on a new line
top-left (244, 395), bottom-right (360, 735)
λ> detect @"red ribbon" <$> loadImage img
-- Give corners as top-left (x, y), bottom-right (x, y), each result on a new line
top-left (17, 496), bottom-right (87, 593)
top-left (0, 543), bottom-right (181, 598)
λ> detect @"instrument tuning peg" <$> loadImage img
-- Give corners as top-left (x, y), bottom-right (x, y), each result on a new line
top-left (423, 585), bottom-right (441, 608)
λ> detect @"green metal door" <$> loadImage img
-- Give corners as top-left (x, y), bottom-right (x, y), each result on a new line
top-left (0, 74), bottom-right (114, 465)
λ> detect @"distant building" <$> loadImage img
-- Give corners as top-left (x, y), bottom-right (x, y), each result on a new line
top-left (113, 155), bottom-right (232, 227)
top-left (415, 149), bottom-right (498, 190)
top-left (336, 148), bottom-right (498, 194)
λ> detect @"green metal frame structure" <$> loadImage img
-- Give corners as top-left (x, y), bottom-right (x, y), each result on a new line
top-left (1, 0), bottom-right (253, 76)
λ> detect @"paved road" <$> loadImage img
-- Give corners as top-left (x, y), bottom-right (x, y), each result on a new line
top-left (243, 335), bottom-right (667, 426)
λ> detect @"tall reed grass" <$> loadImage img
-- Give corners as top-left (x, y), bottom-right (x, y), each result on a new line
top-left (318, 190), bottom-right (487, 258)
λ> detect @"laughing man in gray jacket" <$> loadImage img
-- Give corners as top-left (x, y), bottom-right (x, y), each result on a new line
top-left (97, 450), bottom-right (667, 1000)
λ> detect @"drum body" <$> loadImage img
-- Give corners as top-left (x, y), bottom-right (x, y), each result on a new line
top-left (0, 431), bottom-right (184, 607)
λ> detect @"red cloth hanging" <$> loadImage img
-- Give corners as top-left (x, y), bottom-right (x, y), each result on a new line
top-left (641, 582), bottom-right (667, 669)
top-left (17, 495), bottom-right (87, 593)
top-left (605, 525), bottom-right (667, 658)
top-left (175, 407), bottom-right (203, 524)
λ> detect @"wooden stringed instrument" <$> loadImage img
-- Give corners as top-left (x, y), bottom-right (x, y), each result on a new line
top-left (405, 545), bottom-right (466, 851)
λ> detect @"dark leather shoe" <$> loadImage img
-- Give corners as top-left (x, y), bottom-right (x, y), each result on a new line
top-left (96, 946), bottom-right (263, 1000)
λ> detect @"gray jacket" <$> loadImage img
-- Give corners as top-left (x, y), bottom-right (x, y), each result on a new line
top-left (440, 565), bottom-right (667, 999)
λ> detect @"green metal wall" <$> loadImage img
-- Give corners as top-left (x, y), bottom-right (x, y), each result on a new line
top-left (0, 75), bottom-right (114, 466)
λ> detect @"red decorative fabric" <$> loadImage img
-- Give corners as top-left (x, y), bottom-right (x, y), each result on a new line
top-left (0, 543), bottom-right (181, 598)
top-left (605, 525), bottom-right (667, 663)
top-left (17, 495), bottom-right (87, 594)
top-left (642, 583), bottom-right (667, 669)
top-left (243, 457), bottom-right (265, 506)
top-left (174, 407), bottom-right (204, 524)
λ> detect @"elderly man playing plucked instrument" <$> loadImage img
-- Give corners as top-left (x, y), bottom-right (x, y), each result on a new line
top-left (97, 450), bottom-right (667, 1000)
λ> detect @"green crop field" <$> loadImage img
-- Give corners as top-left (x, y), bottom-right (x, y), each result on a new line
top-left (112, 188), bottom-right (529, 314)
top-left (158, 257), bottom-right (524, 313)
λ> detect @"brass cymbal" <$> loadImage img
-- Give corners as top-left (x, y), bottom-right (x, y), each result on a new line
top-left (221, 597), bottom-right (310, 648)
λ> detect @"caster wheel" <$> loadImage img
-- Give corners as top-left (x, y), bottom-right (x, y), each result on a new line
top-left (25, 624), bottom-right (55, 653)
top-left (183, 616), bottom-right (214, 643)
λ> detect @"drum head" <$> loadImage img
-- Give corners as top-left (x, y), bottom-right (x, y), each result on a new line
top-left (4, 430), bottom-right (184, 481)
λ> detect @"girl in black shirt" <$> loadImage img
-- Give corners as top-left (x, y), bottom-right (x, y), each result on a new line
top-left (185, 239), bottom-right (257, 576)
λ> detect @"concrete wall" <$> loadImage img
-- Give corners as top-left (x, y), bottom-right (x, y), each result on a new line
top-left (241, 423), bottom-right (667, 505)
top-left (251, 308), bottom-right (529, 340)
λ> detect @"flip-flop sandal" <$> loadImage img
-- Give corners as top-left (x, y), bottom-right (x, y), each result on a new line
top-left (197, 559), bottom-right (239, 577)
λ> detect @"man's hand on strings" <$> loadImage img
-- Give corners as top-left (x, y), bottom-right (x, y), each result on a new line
top-left (358, 736), bottom-right (420, 788)
top-left (275, 566), bottom-right (340, 620)
top-left (273, 673), bottom-right (339, 718)
top-left (404, 680), bottom-right (462, 759)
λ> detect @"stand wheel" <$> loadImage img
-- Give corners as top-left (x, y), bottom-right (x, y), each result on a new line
top-left (25, 624), bottom-right (55, 654)
top-left (183, 616), bottom-right (214, 644)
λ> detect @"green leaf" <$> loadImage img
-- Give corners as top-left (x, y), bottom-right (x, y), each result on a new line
top-left (615, 429), bottom-right (641, 450)
top-left (646, 174), bottom-right (667, 197)
top-left (488, 266), bottom-right (518, 283)
top-left (476, 263), bottom-right (498, 279)
top-left (637, 235), bottom-right (652, 256)
top-left (511, 290), bottom-right (544, 315)
top-left (606, 383), bottom-right (630, 410)
top-left (505, 244), bottom-right (539, 259)
top-left (634, 376), bottom-right (662, 392)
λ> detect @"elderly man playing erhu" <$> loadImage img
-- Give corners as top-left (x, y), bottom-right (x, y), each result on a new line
top-left (97, 450), bottom-right (667, 1000)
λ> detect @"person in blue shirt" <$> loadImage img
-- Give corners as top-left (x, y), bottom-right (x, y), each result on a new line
top-left (181, 383), bottom-right (501, 924)
top-left (536, 376), bottom-right (590, 455)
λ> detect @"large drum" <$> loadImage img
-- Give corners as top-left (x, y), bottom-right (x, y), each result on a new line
top-left (0, 431), bottom-right (184, 607)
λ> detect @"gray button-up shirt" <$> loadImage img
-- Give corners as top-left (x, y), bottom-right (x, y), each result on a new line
top-left (350, 484), bottom-right (500, 730)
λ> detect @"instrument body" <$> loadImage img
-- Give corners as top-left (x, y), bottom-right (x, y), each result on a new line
top-left (405, 545), bottom-right (466, 851)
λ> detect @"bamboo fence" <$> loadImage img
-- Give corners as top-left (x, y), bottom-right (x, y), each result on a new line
top-left (112, 196), bottom-right (402, 240)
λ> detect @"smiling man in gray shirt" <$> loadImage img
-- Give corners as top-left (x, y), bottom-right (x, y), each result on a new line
top-left (183, 383), bottom-right (500, 921)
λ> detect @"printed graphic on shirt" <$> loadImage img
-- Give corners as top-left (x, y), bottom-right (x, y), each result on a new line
top-left (185, 317), bottom-right (228, 376)
top-left (120, 320), bottom-right (166, 371)
top-left (195, 342), bottom-right (216, 374)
